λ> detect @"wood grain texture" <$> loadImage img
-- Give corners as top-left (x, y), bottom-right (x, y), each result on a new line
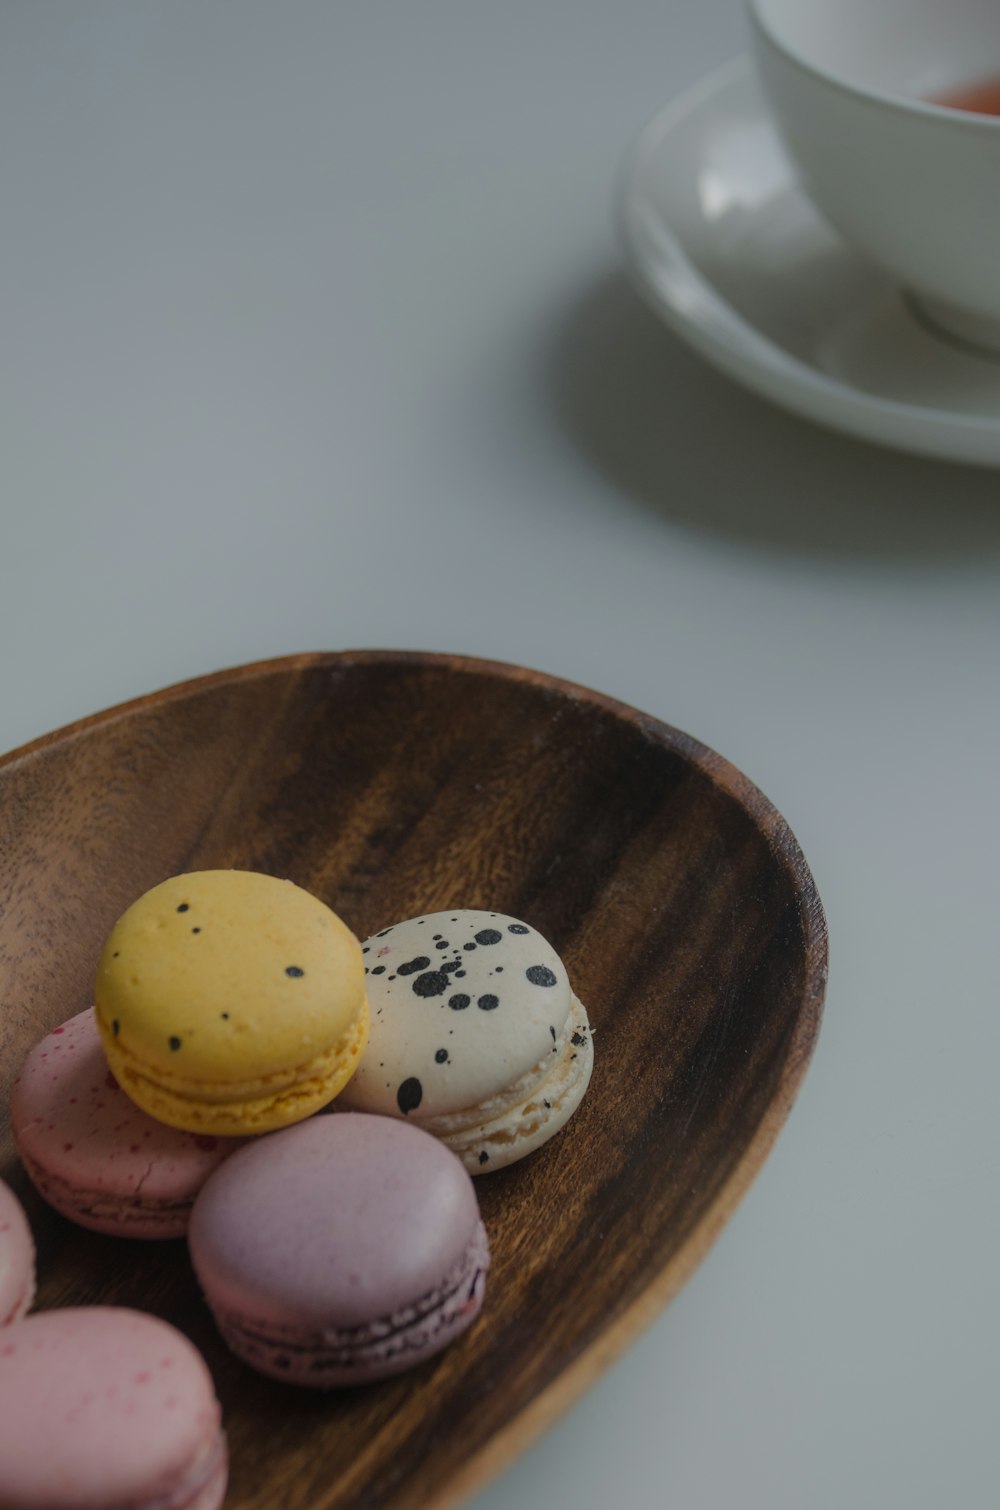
top-left (0, 651), bottom-right (827, 1510)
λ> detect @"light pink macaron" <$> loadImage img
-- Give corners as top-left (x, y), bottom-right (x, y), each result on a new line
top-left (11, 1010), bottom-right (244, 1239)
top-left (0, 1307), bottom-right (227, 1509)
top-left (0, 1178), bottom-right (35, 1325)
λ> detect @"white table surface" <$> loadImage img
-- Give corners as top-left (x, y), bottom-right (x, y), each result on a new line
top-left (2, 4), bottom-right (999, 1508)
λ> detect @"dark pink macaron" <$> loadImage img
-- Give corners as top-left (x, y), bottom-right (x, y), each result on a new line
top-left (0, 1178), bottom-right (35, 1325)
top-left (0, 1307), bottom-right (227, 1509)
top-left (189, 1112), bottom-right (490, 1387)
top-left (11, 1010), bottom-right (244, 1239)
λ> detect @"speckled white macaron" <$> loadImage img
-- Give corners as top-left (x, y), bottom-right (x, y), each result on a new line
top-left (337, 911), bottom-right (593, 1172)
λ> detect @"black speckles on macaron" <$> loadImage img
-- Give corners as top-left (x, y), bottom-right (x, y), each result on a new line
top-left (434, 939), bottom-right (450, 950)
top-left (168, 1036), bottom-right (182, 1052)
top-left (507, 923), bottom-right (529, 935)
top-left (176, 903), bottom-right (190, 913)
top-left (571, 1030), bottom-right (587, 1047)
top-left (397, 1077), bottom-right (423, 1114)
top-left (397, 957), bottom-right (431, 976)
top-left (370, 965), bottom-right (386, 976)
top-left (474, 929), bottom-right (502, 946)
top-left (477, 994), bottom-right (499, 1011)
top-left (526, 964), bottom-right (557, 987)
top-left (412, 971), bottom-right (449, 998)
top-left (434, 1048), bottom-right (448, 1064)
top-left (478, 1151), bottom-right (489, 1165)
top-left (448, 994), bottom-right (470, 1010)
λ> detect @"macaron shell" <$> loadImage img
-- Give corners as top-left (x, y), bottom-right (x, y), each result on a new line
top-left (94, 870), bottom-right (365, 1082)
top-left (11, 1009), bottom-right (244, 1238)
top-left (0, 1307), bottom-right (225, 1509)
top-left (341, 911), bottom-right (572, 1119)
top-left (0, 1179), bottom-right (35, 1325)
top-left (189, 1113), bottom-right (482, 1331)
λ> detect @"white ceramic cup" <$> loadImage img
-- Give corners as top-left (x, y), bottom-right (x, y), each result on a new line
top-left (748, 0), bottom-right (1000, 351)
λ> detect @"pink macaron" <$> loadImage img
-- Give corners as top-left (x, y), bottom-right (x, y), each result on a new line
top-left (189, 1112), bottom-right (490, 1387)
top-left (0, 1306), bottom-right (227, 1509)
top-left (11, 1009), bottom-right (244, 1239)
top-left (0, 1178), bottom-right (35, 1325)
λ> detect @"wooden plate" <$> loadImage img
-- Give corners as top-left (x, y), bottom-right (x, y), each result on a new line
top-left (0, 651), bottom-right (826, 1510)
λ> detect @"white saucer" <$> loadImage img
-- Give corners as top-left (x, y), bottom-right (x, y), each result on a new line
top-left (617, 58), bottom-right (1000, 467)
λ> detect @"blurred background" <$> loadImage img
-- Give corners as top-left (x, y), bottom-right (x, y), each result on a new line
top-left (2, 4), bottom-right (998, 1507)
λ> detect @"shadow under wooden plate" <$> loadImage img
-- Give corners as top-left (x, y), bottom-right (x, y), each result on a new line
top-left (0, 651), bottom-right (827, 1510)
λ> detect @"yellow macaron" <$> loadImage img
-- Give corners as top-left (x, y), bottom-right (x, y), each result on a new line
top-left (94, 871), bottom-right (368, 1136)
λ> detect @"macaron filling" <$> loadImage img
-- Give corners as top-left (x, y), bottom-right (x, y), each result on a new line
top-left (151, 1426), bottom-right (228, 1510)
top-left (209, 1220), bottom-right (489, 1386)
top-left (416, 994), bottom-right (592, 1138)
top-left (100, 1008), bottom-right (369, 1134)
top-left (15, 1151), bottom-right (203, 1238)
top-left (424, 997), bottom-right (594, 1171)
top-left (0, 1181), bottom-right (35, 1326)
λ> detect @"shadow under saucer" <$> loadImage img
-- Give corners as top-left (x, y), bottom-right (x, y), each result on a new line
top-left (549, 272), bottom-right (1000, 564)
